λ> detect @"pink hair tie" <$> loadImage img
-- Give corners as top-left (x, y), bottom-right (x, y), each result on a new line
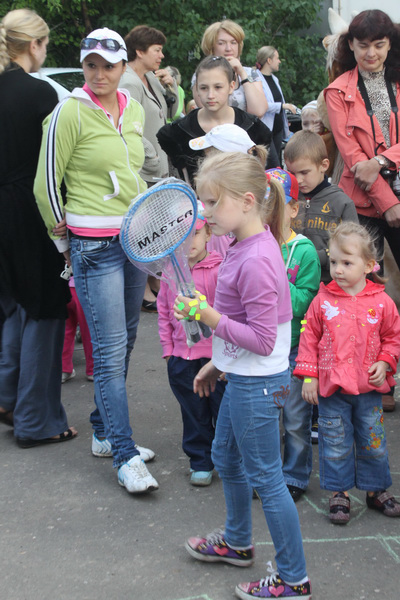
top-left (372, 262), bottom-right (380, 272)
top-left (255, 62), bottom-right (262, 69)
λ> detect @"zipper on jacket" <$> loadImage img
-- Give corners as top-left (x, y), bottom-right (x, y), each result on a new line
top-left (305, 198), bottom-right (310, 209)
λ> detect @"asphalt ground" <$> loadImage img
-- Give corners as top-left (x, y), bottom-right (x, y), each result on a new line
top-left (1, 311), bottom-right (399, 600)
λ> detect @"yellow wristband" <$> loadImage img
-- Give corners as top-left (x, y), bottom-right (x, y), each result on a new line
top-left (304, 378), bottom-right (312, 383)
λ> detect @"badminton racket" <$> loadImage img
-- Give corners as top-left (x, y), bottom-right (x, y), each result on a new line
top-left (120, 177), bottom-right (211, 345)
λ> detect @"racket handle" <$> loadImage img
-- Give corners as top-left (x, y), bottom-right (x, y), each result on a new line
top-left (199, 321), bottom-right (212, 339)
top-left (182, 319), bottom-right (201, 346)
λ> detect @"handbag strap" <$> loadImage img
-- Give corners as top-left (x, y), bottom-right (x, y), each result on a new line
top-left (357, 71), bottom-right (399, 154)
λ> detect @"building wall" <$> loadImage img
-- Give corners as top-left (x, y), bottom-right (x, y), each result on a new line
top-left (308, 0), bottom-right (400, 37)
top-left (332, 0), bottom-right (400, 24)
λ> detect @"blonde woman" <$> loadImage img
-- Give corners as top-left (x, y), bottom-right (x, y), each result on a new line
top-left (192, 20), bottom-right (268, 118)
top-left (0, 9), bottom-right (76, 446)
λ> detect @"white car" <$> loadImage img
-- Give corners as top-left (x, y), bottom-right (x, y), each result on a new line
top-left (30, 67), bottom-right (84, 100)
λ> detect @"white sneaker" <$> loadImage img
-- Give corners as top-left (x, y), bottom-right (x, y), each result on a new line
top-left (61, 369), bottom-right (76, 384)
top-left (118, 455), bottom-right (159, 494)
top-left (92, 433), bottom-right (112, 457)
top-left (91, 434), bottom-right (155, 462)
top-left (135, 444), bottom-right (155, 462)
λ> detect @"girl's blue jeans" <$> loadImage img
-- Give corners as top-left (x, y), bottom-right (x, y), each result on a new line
top-left (167, 355), bottom-right (224, 471)
top-left (211, 370), bottom-right (307, 583)
top-left (70, 236), bottom-right (147, 468)
top-left (318, 390), bottom-right (392, 492)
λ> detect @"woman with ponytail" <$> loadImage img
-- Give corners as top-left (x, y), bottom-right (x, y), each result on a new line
top-left (0, 9), bottom-right (75, 447)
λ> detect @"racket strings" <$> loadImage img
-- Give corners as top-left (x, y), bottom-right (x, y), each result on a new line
top-left (124, 187), bottom-right (195, 261)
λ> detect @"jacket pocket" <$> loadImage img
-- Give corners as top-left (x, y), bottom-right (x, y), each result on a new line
top-left (342, 172), bottom-right (372, 209)
top-left (103, 171), bottom-right (120, 201)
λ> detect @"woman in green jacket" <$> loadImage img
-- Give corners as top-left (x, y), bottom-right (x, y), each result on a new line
top-left (35, 27), bottom-right (158, 495)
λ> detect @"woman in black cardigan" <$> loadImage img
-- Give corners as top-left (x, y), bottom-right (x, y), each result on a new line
top-left (0, 9), bottom-right (76, 446)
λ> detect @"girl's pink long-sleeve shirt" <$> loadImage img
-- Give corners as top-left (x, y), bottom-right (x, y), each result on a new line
top-left (157, 251), bottom-right (222, 359)
top-left (213, 228), bottom-right (292, 356)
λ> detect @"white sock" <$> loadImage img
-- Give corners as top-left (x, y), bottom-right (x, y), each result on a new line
top-left (227, 542), bottom-right (253, 550)
top-left (284, 576), bottom-right (309, 586)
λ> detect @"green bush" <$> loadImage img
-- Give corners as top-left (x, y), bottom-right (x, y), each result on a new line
top-left (0, 0), bottom-right (328, 106)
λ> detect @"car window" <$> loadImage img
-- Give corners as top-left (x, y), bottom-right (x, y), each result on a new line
top-left (48, 72), bottom-right (85, 91)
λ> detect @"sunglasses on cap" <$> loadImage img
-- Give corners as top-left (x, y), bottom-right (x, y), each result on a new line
top-left (80, 38), bottom-right (124, 52)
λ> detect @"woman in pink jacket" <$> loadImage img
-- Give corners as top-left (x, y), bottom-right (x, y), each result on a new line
top-left (324, 10), bottom-right (400, 268)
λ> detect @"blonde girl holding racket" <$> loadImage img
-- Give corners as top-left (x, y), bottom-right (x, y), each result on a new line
top-left (174, 152), bottom-right (311, 600)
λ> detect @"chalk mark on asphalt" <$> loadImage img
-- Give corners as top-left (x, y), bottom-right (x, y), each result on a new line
top-left (257, 534), bottom-right (400, 563)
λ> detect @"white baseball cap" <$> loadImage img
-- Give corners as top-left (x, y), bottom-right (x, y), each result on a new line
top-left (189, 123), bottom-right (255, 154)
top-left (301, 100), bottom-right (318, 114)
top-left (80, 28), bottom-right (127, 64)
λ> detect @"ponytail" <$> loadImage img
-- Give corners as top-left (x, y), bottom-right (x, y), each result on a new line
top-left (263, 177), bottom-right (286, 247)
top-left (0, 9), bottom-right (49, 75)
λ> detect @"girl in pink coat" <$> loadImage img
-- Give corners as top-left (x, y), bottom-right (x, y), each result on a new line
top-left (294, 222), bottom-right (400, 524)
top-left (157, 210), bottom-right (224, 487)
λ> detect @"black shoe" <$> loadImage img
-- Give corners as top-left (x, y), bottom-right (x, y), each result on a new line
top-left (287, 485), bottom-right (305, 503)
top-left (141, 299), bottom-right (158, 313)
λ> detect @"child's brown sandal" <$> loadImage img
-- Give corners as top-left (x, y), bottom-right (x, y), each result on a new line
top-left (329, 492), bottom-right (350, 524)
top-left (366, 491), bottom-right (400, 517)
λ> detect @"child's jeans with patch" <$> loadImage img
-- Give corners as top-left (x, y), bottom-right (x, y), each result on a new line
top-left (318, 390), bottom-right (392, 492)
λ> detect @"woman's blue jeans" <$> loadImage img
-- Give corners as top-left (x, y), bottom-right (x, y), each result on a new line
top-left (318, 390), bottom-right (392, 492)
top-left (70, 237), bottom-right (147, 468)
top-left (211, 370), bottom-right (307, 583)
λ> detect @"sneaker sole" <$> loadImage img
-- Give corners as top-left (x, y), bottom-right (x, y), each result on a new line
top-left (118, 480), bottom-right (159, 494)
top-left (92, 450), bottom-right (112, 458)
top-left (190, 480), bottom-right (212, 487)
top-left (367, 503), bottom-right (400, 517)
top-left (190, 476), bottom-right (213, 487)
top-left (329, 515), bottom-right (350, 524)
top-left (184, 541), bottom-right (253, 567)
top-left (235, 586), bottom-right (311, 600)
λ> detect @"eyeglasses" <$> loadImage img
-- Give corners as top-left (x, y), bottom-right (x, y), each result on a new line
top-left (80, 38), bottom-right (124, 52)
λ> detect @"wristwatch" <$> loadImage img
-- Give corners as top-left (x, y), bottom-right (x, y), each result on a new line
top-left (373, 155), bottom-right (389, 167)
top-left (241, 76), bottom-right (254, 85)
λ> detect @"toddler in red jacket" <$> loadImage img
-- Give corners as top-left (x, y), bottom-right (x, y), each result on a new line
top-left (294, 222), bottom-right (400, 523)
